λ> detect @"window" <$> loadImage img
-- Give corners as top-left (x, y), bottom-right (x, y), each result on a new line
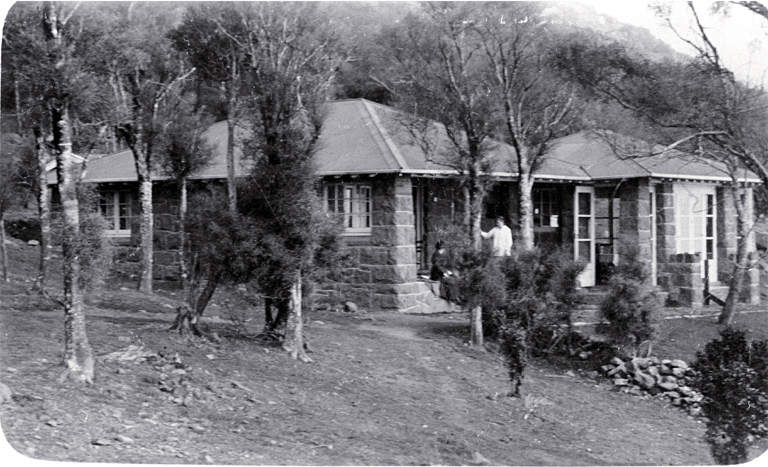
top-left (533, 188), bottom-right (559, 228)
top-left (325, 183), bottom-right (371, 236)
top-left (100, 191), bottom-right (132, 237)
top-left (532, 188), bottom-right (561, 246)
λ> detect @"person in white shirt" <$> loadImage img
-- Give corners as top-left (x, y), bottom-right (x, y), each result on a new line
top-left (481, 216), bottom-right (513, 256)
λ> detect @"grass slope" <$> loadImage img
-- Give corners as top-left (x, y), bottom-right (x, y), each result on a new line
top-left (1, 236), bottom-right (766, 465)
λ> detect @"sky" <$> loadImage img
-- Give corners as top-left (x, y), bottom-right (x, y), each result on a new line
top-left (587, 1), bottom-right (768, 86)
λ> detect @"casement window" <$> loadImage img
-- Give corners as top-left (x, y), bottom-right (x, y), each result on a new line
top-left (100, 191), bottom-right (132, 237)
top-left (325, 183), bottom-right (371, 236)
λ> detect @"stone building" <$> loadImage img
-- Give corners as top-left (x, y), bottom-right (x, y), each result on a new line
top-left (49, 98), bottom-right (763, 312)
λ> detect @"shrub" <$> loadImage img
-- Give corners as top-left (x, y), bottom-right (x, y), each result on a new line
top-left (5, 218), bottom-right (41, 243)
top-left (494, 247), bottom-right (585, 396)
top-left (597, 246), bottom-right (659, 356)
top-left (691, 328), bottom-right (768, 465)
top-left (498, 247), bottom-right (586, 356)
top-left (51, 184), bottom-right (112, 290)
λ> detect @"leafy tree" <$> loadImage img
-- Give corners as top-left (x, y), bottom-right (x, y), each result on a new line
top-left (229, 2), bottom-right (341, 361)
top-left (691, 327), bottom-right (768, 464)
top-left (597, 246), bottom-right (659, 357)
top-left (168, 3), bottom-right (247, 213)
top-left (156, 97), bottom-right (215, 289)
top-left (170, 191), bottom-right (258, 337)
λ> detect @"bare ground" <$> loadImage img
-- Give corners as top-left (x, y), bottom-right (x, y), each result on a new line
top-left (1, 238), bottom-right (767, 465)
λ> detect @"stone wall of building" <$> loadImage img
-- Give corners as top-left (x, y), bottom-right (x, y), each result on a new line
top-left (316, 175), bottom-right (437, 313)
top-left (619, 178), bottom-right (652, 262)
top-left (110, 185), bottom-right (182, 282)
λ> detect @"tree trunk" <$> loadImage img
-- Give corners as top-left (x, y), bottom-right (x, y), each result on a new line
top-left (170, 269), bottom-right (221, 337)
top-left (0, 212), bottom-right (8, 283)
top-left (54, 106), bottom-right (94, 384)
top-left (135, 153), bottom-right (153, 293)
top-left (13, 68), bottom-right (23, 135)
top-left (719, 186), bottom-right (751, 325)
top-left (178, 177), bottom-right (188, 289)
top-left (226, 83), bottom-right (237, 214)
top-left (30, 129), bottom-right (51, 295)
top-left (283, 269), bottom-right (312, 362)
top-left (43, 1), bottom-right (94, 384)
top-left (468, 170), bottom-right (485, 350)
top-left (518, 162), bottom-right (535, 251)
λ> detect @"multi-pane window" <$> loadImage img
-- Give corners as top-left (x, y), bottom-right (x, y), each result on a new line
top-left (532, 188), bottom-right (561, 246)
top-left (533, 188), bottom-right (559, 228)
top-left (325, 184), bottom-right (371, 236)
top-left (100, 191), bottom-right (132, 237)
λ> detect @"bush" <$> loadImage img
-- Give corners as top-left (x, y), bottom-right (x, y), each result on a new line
top-left (5, 218), bottom-right (41, 243)
top-left (597, 246), bottom-right (659, 356)
top-left (493, 247), bottom-right (585, 396)
top-left (691, 328), bottom-right (768, 465)
top-left (497, 247), bottom-right (586, 356)
top-left (51, 184), bottom-right (112, 290)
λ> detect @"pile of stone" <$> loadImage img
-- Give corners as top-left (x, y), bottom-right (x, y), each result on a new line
top-left (601, 356), bottom-right (703, 416)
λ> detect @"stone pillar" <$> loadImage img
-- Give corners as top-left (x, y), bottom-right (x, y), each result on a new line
top-left (619, 178), bottom-right (652, 270)
top-left (667, 253), bottom-right (703, 307)
top-left (717, 186), bottom-right (760, 303)
top-left (656, 183), bottom-right (675, 289)
top-left (716, 186), bottom-right (737, 284)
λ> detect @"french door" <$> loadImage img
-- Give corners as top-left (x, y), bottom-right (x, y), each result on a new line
top-left (574, 186), bottom-right (596, 287)
top-left (674, 184), bottom-right (717, 279)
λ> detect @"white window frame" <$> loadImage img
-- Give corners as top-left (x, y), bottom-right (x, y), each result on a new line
top-left (100, 191), bottom-right (132, 238)
top-left (324, 183), bottom-right (371, 236)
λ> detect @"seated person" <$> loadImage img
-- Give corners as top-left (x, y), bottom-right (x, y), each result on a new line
top-left (430, 241), bottom-right (462, 304)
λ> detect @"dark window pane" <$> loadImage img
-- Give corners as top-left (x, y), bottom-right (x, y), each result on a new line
top-left (579, 218), bottom-right (591, 238)
top-left (579, 192), bottom-right (591, 215)
top-left (577, 241), bottom-right (591, 262)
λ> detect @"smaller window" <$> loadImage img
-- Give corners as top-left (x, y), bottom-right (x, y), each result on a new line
top-left (100, 191), bottom-right (132, 237)
top-left (325, 183), bottom-right (371, 236)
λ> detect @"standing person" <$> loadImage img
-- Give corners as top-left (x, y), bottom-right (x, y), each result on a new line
top-left (430, 241), bottom-right (461, 303)
top-left (481, 216), bottom-right (513, 256)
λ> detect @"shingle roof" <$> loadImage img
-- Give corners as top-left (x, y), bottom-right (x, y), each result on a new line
top-left (46, 98), bottom-right (759, 185)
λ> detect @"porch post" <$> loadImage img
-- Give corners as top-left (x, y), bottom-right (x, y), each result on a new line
top-left (618, 178), bottom-right (652, 278)
top-left (655, 183), bottom-right (676, 290)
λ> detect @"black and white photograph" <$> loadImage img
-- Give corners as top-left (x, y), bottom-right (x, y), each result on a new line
top-left (1, 1), bottom-right (767, 465)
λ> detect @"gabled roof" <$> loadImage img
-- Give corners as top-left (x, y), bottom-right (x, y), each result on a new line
top-left (46, 98), bottom-right (760, 185)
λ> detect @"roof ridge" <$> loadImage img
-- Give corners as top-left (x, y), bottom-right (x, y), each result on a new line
top-left (361, 99), bottom-right (408, 171)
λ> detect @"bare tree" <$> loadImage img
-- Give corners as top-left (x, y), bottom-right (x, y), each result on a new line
top-left (96, 4), bottom-right (195, 294)
top-left (476, 2), bottom-right (582, 251)
top-left (553, 3), bottom-right (768, 324)
top-left (374, 3), bottom-right (502, 348)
